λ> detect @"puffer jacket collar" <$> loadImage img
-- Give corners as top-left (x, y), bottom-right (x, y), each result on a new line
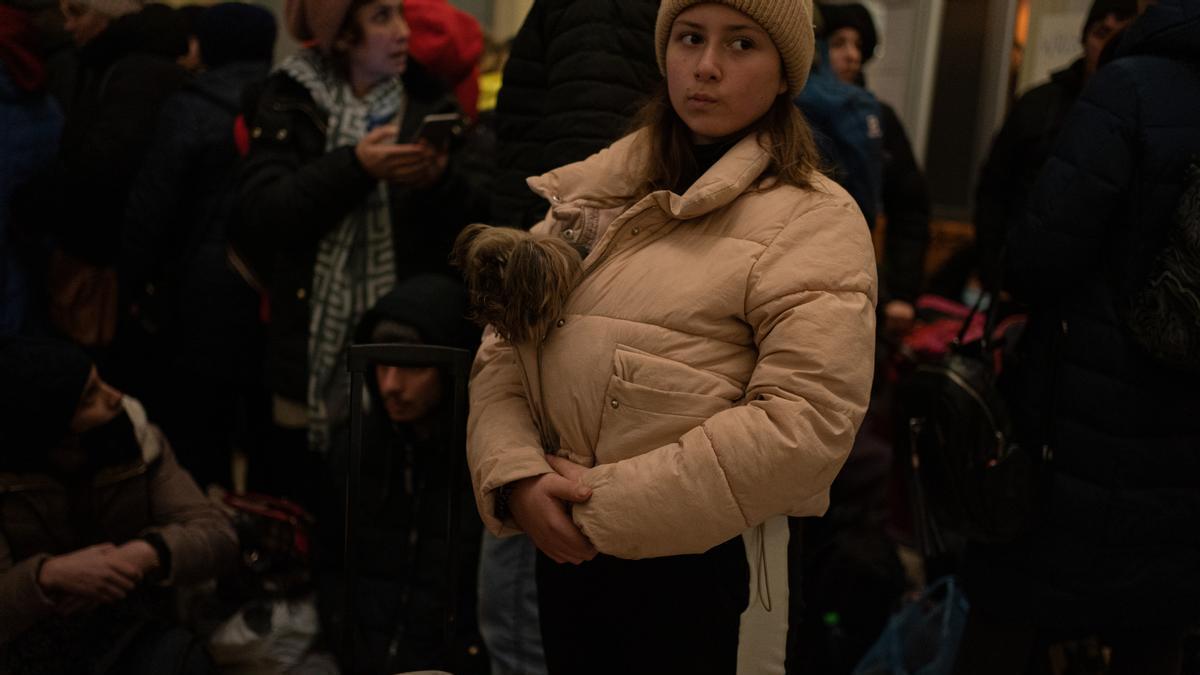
top-left (527, 129), bottom-right (774, 222)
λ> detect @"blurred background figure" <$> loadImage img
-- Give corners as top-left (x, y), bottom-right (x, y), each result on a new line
top-left (820, 1), bottom-right (930, 337)
top-left (0, 0), bottom-right (63, 337)
top-left (956, 0), bottom-right (1200, 672)
top-left (30, 1), bottom-right (190, 359)
top-left (232, 0), bottom-right (487, 509)
top-left (120, 1), bottom-right (277, 491)
top-left (318, 274), bottom-right (486, 675)
top-left (0, 336), bottom-right (238, 675)
top-left (405, 0), bottom-right (485, 122)
top-left (489, 0), bottom-right (661, 230)
top-left (972, 0), bottom-right (1136, 290)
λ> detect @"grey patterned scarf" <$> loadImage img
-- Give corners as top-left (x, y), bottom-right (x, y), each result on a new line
top-left (280, 49), bottom-right (403, 452)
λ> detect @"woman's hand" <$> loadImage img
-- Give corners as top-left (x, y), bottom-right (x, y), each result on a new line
top-left (355, 126), bottom-right (448, 187)
top-left (882, 299), bottom-right (916, 341)
top-left (509, 462), bottom-right (597, 565)
top-left (107, 540), bottom-right (161, 579)
top-left (37, 544), bottom-right (143, 603)
top-left (388, 141), bottom-right (449, 188)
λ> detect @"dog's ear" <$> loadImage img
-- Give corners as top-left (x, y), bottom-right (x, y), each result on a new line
top-left (452, 224), bottom-right (582, 342)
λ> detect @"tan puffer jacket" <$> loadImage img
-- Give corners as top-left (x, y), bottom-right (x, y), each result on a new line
top-left (468, 130), bottom-right (878, 559)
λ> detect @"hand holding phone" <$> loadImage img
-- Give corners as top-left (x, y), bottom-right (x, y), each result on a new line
top-left (407, 112), bottom-right (465, 150)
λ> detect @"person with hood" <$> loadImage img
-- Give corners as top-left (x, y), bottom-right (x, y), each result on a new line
top-left (955, 0), bottom-right (1200, 673)
top-left (316, 274), bottom-right (486, 675)
top-left (795, 4), bottom-right (884, 240)
top-left (819, 2), bottom-right (930, 334)
top-left (232, 0), bottom-right (488, 507)
top-left (119, 2), bottom-right (277, 491)
top-left (972, 0), bottom-right (1136, 288)
top-left (34, 1), bottom-right (190, 353)
top-left (455, 0), bottom-right (878, 672)
top-left (0, 336), bottom-right (238, 674)
top-left (0, 0), bottom-right (63, 336)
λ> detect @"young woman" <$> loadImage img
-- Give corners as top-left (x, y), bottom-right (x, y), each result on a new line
top-left (457, 1), bottom-right (878, 672)
top-left (234, 0), bottom-right (486, 503)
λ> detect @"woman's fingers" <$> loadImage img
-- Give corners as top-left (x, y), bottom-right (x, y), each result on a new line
top-left (545, 455), bottom-right (588, 482)
top-left (363, 125), bottom-right (399, 145)
top-left (543, 473), bottom-right (592, 504)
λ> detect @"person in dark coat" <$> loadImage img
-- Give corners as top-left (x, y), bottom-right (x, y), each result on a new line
top-left (489, 0), bottom-right (662, 230)
top-left (317, 274), bottom-right (485, 675)
top-left (0, 0), bottom-right (62, 336)
top-left (972, 0), bottom-right (1136, 289)
top-left (119, 2), bottom-right (277, 489)
top-left (819, 1), bottom-right (930, 334)
top-left (0, 336), bottom-right (238, 675)
top-left (34, 2), bottom-right (190, 353)
top-left (232, 0), bottom-right (488, 508)
top-left (956, 1), bottom-right (1200, 673)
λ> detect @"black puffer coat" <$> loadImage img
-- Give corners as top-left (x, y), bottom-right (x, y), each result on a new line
top-left (490, 0), bottom-right (661, 229)
top-left (122, 60), bottom-right (270, 384)
top-left (967, 0), bottom-right (1200, 630)
top-left (878, 101), bottom-right (930, 304)
top-left (973, 59), bottom-right (1087, 286)
top-left (48, 4), bottom-right (190, 266)
top-left (232, 61), bottom-right (488, 401)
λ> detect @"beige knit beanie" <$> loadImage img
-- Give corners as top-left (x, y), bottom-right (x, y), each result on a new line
top-left (75, 0), bottom-right (143, 18)
top-left (655, 0), bottom-right (815, 96)
top-left (285, 0), bottom-right (355, 54)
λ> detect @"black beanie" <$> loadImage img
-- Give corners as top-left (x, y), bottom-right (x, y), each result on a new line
top-left (196, 2), bottom-right (277, 69)
top-left (1082, 0), bottom-right (1137, 42)
top-left (0, 337), bottom-right (93, 471)
top-left (355, 274), bottom-right (475, 352)
top-left (818, 3), bottom-right (879, 63)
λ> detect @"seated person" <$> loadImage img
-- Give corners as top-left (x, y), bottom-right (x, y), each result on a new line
top-left (317, 274), bottom-right (486, 675)
top-left (0, 337), bottom-right (238, 675)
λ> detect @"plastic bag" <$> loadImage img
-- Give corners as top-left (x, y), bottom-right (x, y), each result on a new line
top-left (208, 595), bottom-right (320, 673)
top-left (853, 576), bottom-right (969, 675)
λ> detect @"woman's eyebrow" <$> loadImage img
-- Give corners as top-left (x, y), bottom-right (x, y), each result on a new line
top-left (676, 20), bottom-right (765, 33)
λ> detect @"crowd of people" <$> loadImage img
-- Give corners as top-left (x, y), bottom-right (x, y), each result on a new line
top-left (0, 0), bottom-right (1196, 673)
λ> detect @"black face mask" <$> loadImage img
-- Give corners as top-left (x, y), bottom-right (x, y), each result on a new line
top-left (78, 410), bottom-right (140, 473)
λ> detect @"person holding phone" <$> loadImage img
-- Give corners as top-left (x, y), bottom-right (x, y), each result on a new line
top-left (233, 0), bottom-right (488, 501)
top-left (456, 1), bottom-right (877, 672)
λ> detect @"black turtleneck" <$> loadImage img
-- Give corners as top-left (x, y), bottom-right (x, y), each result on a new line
top-left (675, 135), bottom-right (743, 194)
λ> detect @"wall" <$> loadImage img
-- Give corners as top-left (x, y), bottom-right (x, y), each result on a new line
top-left (1017, 0), bottom-right (1090, 94)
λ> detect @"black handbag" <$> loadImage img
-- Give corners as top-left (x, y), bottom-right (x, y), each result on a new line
top-left (897, 291), bottom-right (1038, 553)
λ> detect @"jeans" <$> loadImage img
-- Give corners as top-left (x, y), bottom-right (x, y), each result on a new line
top-left (477, 532), bottom-right (547, 675)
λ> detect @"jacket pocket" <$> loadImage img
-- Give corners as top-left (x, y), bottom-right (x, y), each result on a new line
top-left (593, 347), bottom-right (740, 464)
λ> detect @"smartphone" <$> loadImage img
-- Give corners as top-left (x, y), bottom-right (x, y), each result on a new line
top-left (406, 112), bottom-right (465, 148)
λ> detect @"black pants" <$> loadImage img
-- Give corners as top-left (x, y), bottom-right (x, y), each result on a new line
top-left (536, 536), bottom-right (749, 675)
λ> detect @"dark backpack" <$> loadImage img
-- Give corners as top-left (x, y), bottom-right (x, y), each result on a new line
top-left (897, 298), bottom-right (1036, 552)
top-left (1125, 157), bottom-right (1200, 372)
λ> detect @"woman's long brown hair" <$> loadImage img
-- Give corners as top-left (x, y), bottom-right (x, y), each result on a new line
top-left (628, 82), bottom-right (825, 199)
